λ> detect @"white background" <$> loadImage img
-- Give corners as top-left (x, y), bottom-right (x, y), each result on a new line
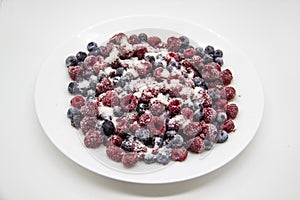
top-left (0, 0), bottom-right (299, 199)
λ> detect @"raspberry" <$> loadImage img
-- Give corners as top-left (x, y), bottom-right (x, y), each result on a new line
top-left (169, 85), bottom-right (183, 98)
top-left (135, 61), bottom-right (152, 77)
top-left (120, 94), bottom-right (138, 112)
top-left (84, 130), bottom-right (103, 148)
top-left (134, 46), bottom-right (148, 60)
top-left (108, 135), bottom-right (123, 147)
top-left (80, 116), bottom-right (97, 134)
top-left (221, 69), bottom-right (233, 85)
top-left (70, 95), bottom-right (85, 108)
top-left (118, 46), bottom-right (134, 59)
top-left (92, 62), bottom-right (106, 74)
top-left (106, 145), bottom-right (124, 162)
top-left (181, 107), bottom-right (194, 121)
top-left (168, 99), bottom-right (182, 115)
top-left (109, 32), bottom-right (127, 45)
top-left (123, 112), bottom-right (139, 123)
top-left (148, 116), bottom-right (166, 136)
top-left (203, 107), bottom-right (217, 123)
top-left (215, 99), bottom-right (228, 111)
top-left (149, 100), bottom-right (165, 116)
top-left (171, 148), bottom-right (188, 161)
top-left (183, 48), bottom-right (196, 58)
top-left (122, 152), bottom-right (139, 168)
top-left (202, 65), bottom-right (221, 81)
top-left (168, 52), bottom-right (180, 62)
top-left (153, 67), bottom-right (166, 82)
top-left (68, 66), bottom-right (83, 80)
top-left (80, 103), bottom-right (99, 117)
top-left (221, 119), bottom-right (235, 133)
top-left (167, 116), bottom-right (182, 131)
top-left (183, 122), bottom-right (202, 137)
top-left (167, 36), bottom-right (181, 52)
top-left (115, 118), bottom-right (130, 135)
top-left (138, 113), bottom-right (152, 126)
top-left (127, 34), bottom-right (141, 45)
top-left (204, 123), bottom-right (218, 140)
top-left (96, 77), bottom-right (114, 94)
top-left (101, 91), bottom-right (119, 107)
top-left (225, 103), bottom-right (239, 119)
top-left (202, 91), bottom-right (213, 108)
top-left (140, 88), bottom-right (158, 103)
top-left (221, 86), bottom-right (236, 101)
top-left (148, 36), bottom-right (162, 48)
top-left (99, 43), bottom-right (113, 57)
top-left (83, 55), bottom-right (99, 68)
top-left (187, 137), bottom-right (205, 153)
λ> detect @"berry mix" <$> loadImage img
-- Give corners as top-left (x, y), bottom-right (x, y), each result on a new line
top-left (66, 32), bottom-right (239, 168)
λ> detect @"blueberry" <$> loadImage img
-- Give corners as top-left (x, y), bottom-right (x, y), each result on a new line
top-left (183, 72), bottom-right (189, 78)
top-left (167, 61), bottom-right (180, 70)
top-left (135, 128), bottom-right (151, 143)
top-left (67, 107), bottom-right (81, 119)
top-left (169, 134), bottom-right (184, 148)
top-left (112, 77), bottom-right (120, 86)
top-left (164, 130), bottom-right (176, 140)
top-left (153, 61), bottom-right (164, 69)
top-left (136, 103), bottom-right (148, 115)
top-left (195, 47), bottom-right (205, 57)
top-left (102, 120), bottom-right (115, 136)
top-left (65, 55), bottom-right (77, 67)
top-left (68, 81), bottom-right (79, 94)
top-left (70, 114), bottom-right (83, 129)
top-left (204, 139), bottom-right (214, 150)
top-left (153, 137), bottom-right (163, 147)
top-left (77, 61), bottom-right (84, 67)
top-left (143, 153), bottom-right (156, 164)
top-left (193, 76), bottom-right (205, 87)
top-left (121, 139), bottom-right (133, 152)
top-left (113, 106), bottom-right (124, 117)
top-left (76, 51), bottom-right (87, 62)
top-left (193, 109), bottom-right (203, 121)
top-left (145, 55), bottom-right (155, 64)
top-left (89, 80), bottom-right (98, 90)
top-left (116, 67), bottom-right (124, 76)
top-left (202, 54), bottom-right (214, 64)
top-left (138, 33), bottom-right (148, 42)
top-left (88, 47), bottom-right (101, 56)
top-left (216, 112), bottom-right (227, 123)
top-left (214, 49), bottom-right (223, 58)
top-left (156, 54), bottom-right (166, 60)
top-left (179, 36), bottom-right (190, 47)
top-left (80, 87), bottom-right (89, 97)
top-left (123, 85), bottom-right (133, 93)
top-left (86, 89), bottom-right (95, 97)
top-left (208, 88), bottom-right (221, 101)
top-left (156, 152), bottom-right (170, 165)
top-left (216, 130), bottom-right (228, 143)
top-left (87, 42), bottom-right (98, 52)
top-left (204, 45), bottom-right (215, 55)
top-left (81, 69), bottom-right (93, 80)
top-left (214, 57), bottom-right (224, 66)
top-left (97, 72), bottom-right (108, 82)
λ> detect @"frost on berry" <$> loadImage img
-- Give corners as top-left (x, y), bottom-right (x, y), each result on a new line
top-left (171, 148), bottom-right (188, 161)
top-left (106, 145), bottom-right (124, 162)
top-left (96, 77), bottom-right (114, 94)
top-left (122, 152), bottom-right (139, 168)
top-left (100, 90), bottom-right (119, 107)
top-left (225, 103), bottom-right (239, 119)
top-left (148, 116), bottom-right (166, 136)
top-left (127, 34), bottom-right (141, 45)
top-left (167, 37), bottom-right (181, 52)
top-left (183, 122), bottom-right (202, 137)
top-left (120, 94), bottom-right (138, 112)
top-left (80, 116), bottom-right (97, 134)
top-left (148, 36), bottom-right (162, 48)
top-left (68, 66), bottom-right (83, 80)
top-left (84, 130), bottom-right (103, 148)
top-left (187, 137), bottom-right (205, 153)
top-left (203, 107), bottom-right (217, 123)
top-left (221, 119), bottom-right (235, 133)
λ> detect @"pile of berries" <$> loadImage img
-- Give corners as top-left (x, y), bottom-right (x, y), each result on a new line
top-left (66, 32), bottom-right (239, 168)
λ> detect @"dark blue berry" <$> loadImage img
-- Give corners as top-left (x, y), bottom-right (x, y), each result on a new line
top-left (113, 106), bottom-right (124, 117)
top-left (214, 57), bottom-right (224, 66)
top-left (156, 54), bottom-right (166, 60)
top-left (204, 45), bottom-right (215, 55)
top-left (167, 61), bottom-right (180, 71)
top-left (216, 112), bottom-right (227, 123)
top-left (67, 107), bottom-right (81, 119)
top-left (216, 130), bottom-right (228, 143)
top-left (121, 139), bottom-right (133, 152)
top-left (116, 67), bottom-right (124, 76)
top-left (153, 61), bottom-right (164, 69)
top-left (214, 49), bottom-right (223, 58)
top-left (70, 114), bottom-right (83, 129)
top-left (193, 109), bottom-right (203, 121)
top-left (204, 139), bottom-right (214, 150)
top-left (102, 120), bottom-right (115, 136)
top-left (76, 51), bottom-right (87, 62)
top-left (143, 153), bottom-right (156, 164)
top-left (195, 47), bottom-right (205, 57)
top-left (179, 36), bottom-right (190, 48)
top-left (208, 88), bottom-right (221, 101)
top-left (203, 54), bottom-right (214, 64)
top-left (97, 72), bottom-right (108, 82)
top-left (136, 103), bottom-right (148, 115)
top-left (88, 47), bottom-right (101, 56)
top-left (87, 42), bottom-right (98, 52)
top-left (68, 81), bottom-right (79, 94)
top-left (77, 61), bottom-right (84, 67)
top-left (81, 69), bottom-right (93, 80)
top-left (153, 137), bottom-right (163, 147)
top-left (183, 72), bottom-right (189, 78)
top-left (169, 134), bottom-right (184, 148)
top-left (135, 128), bottom-right (151, 143)
top-left (193, 76), bottom-right (205, 87)
top-left (65, 55), bottom-right (77, 67)
top-left (89, 80), bottom-right (98, 90)
top-left (164, 130), bottom-right (176, 140)
top-left (138, 33), bottom-right (148, 42)
top-left (145, 55), bottom-right (155, 64)
top-left (80, 87), bottom-right (89, 97)
top-left (156, 152), bottom-right (170, 165)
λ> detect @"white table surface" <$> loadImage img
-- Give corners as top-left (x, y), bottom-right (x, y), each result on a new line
top-left (1, 0), bottom-right (300, 199)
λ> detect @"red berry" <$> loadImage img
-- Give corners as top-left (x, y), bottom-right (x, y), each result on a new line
top-left (109, 32), bottom-right (127, 45)
top-left (167, 36), bottom-right (181, 52)
top-left (225, 103), bottom-right (239, 119)
top-left (101, 91), bottom-right (119, 107)
top-left (122, 152), bottom-right (139, 168)
top-left (183, 48), bottom-right (196, 58)
top-left (108, 135), bottom-right (123, 147)
top-left (130, 123), bottom-right (140, 133)
top-left (127, 34), bottom-right (141, 45)
top-left (140, 88), bottom-right (158, 103)
top-left (80, 116), bottom-right (97, 134)
top-left (80, 102), bottom-right (99, 117)
top-left (120, 94), bottom-right (138, 112)
top-left (221, 69), bottom-right (233, 85)
top-left (171, 148), bottom-right (188, 161)
top-left (106, 145), bottom-right (124, 162)
top-left (84, 130), bottom-right (103, 148)
top-left (123, 112), bottom-right (139, 123)
top-left (153, 67), bottom-right (169, 82)
top-left (203, 107), bottom-right (217, 123)
top-left (148, 36), bottom-right (162, 48)
top-left (96, 77), bottom-right (114, 94)
top-left (169, 85), bottom-right (183, 98)
top-left (118, 46), bottom-right (134, 59)
top-left (148, 116), bottom-right (166, 136)
top-left (70, 95), bottom-right (85, 108)
top-left (221, 86), bottom-right (236, 101)
top-left (202, 65), bottom-right (221, 81)
top-left (187, 137), bottom-right (205, 153)
top-left (115, 118), bottom-right (130, 135)
top-left (138, 113), bottom-right (152, 126)
top-left (168, 99), bottom-right (182, 115)
top-left (168, 52), bottom-right (180, 62)
top-left (204, 123), bottom-right (218, 140)
top-left (134, 46), bottom-right (148, 60)
top-left (181, 107), bottom-right (194, 121)
top-left (99, 43), bottom-right (113, 57)
top-left (83, 55), bottom-right (99, 68)
top-left (183, 122), bottom-right (202, 137)
top-left (149, 100), bottom-right (165, 116)
top-left (135, 61), bottom-right (152, 77)
top-left (215, 99), bottom-right (228, 111)
top-left (221, 119), bottom-right (235, 133)
top-left (68, 66), bottom-right (83, 80)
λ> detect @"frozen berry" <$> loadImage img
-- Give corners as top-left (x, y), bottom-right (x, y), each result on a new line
top-left (106, 145), bottom-right (124, 162)
top-left (135, 128), bottom-right (151, 143)
top-left (225, 104), bottom-right (239, 119)
top-left (148, 36), bottom-right (161, 48)
top-left (193, 109), bottom-right (203, 122)
top-left (221, 69), bottom-right (233, 85)
top-left (140, 88), bottom-right (158, 103)
top-left (204, 45), bottom-right (214, 55)
top-left (109, 33), bottom-right (127, 44)
top-left (195, 47), bottom-right (205, 57)
top-left (193, 76), bottom-right (205, 87)
top-left (134, 46), bottom-right (148, 60)
top-left (221, 119), bottom-right (235, 133)
top-left (167, 36), bottom-right (181, 52)
top-left (128, 34), bottom-right (140, 45)
top-left (203, 107), bottom-right (217, 123)
top-left (121, 139), bottom-right (134, 152)
top-left (168, 99), bottom-right (182, 115)
top-left (215, 57), bottom-right (224, 66)
top-left (216, 130), bottom-right (228, 143)
top-left (181, 108), bottom-right (194, 121)
top-left (136, 103), bottom-right (149, 115)
top-left (187, 137), bottom-right (205, 153)
top-left (208, 88), bottom-right (221, 101)
top-left (171, 148), bottom-right (188, 161)
top-left (68, 66), bottom-right (83, 80)
top-left (216, 112), bottom-right (227, 123)
top-left (214, 49), bottom-right (223, 58)
top-left (101, 91), bottom-right (119, 107)
top-left (122, 152), bottom-right (139, 168)
top-left (113, 106), bottom-right (124, 117)
top-left (76, 51), bottom-right (87, 62)
top-left (144, 55), bottom-right (155, 64)
top-left (205, 123), bottom-right (218, 140)
top-left (84, 130), bottom-right (103, 148)
top-left (183, 122), bottom-right (202, 137)
top-left (102, 120), bottom-right (115, 136)
top-left (120, 94), bottom-right (138, 112)
top-left (204, 138), bottom-right (214, 150)
top-left (169, 134), bottom-right (184, 148)
top-left (148, 116), bottom-right (166, 136)
top-left (68, 82), bottom-right (80, 94)
top-left (135, 61), bottom-right (152, 77)
top-left (70, 95), bottom-right (85, 109)
top-left (138, 113), bottom-right (152, 126)
top-left (183, 48), bottom-right (196, 58)
top-left (149, 100), bottom-right (165, 116)
top-left (222, 86), bottom-right (236, 101)
top-left (108, 135), bottom-right (123, 146)
top-left (87, 42), bottom-right (98, 52)
top-left (66, 55), bottom-right (77, 67)
top-left (138, 33), bottom-right (148, 42)
top-left (80, 103), bottom-right (99, 117)
top-left (179, 36), bottom-right (190, 48)
top-left (156, 151), bottom-right (171, 165)
top-left (143, 153), bottom-right (156, 164)
top-left (80, 116), bottom-right (97, 134)
top-left (96, 77), bottom-right (114, 94)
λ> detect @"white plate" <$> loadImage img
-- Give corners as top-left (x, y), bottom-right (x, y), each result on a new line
top-left (35, 16), bottom-right (264, 184)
